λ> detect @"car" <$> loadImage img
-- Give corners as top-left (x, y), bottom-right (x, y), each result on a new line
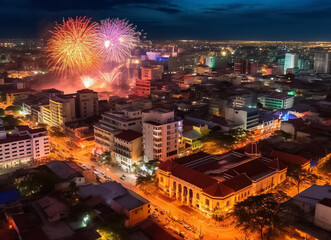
top-left (120, 176), bottom-right (126, 180)
top-left (184, 225), bottom-right (191, 231)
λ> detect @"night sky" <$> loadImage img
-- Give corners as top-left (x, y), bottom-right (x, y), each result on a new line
top-left (1, 0), bottom-right (331, 40)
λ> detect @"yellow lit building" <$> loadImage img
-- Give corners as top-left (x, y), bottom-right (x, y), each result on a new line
top-left (6, 88), bottom-right (35, 105)
top-left (157, 143), bottom-right (287, 218)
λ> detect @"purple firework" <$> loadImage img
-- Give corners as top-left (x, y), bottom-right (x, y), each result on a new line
top-left (97, 18), bottom-right (141, 63)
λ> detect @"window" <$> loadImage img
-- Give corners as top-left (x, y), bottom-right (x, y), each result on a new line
top-left (196, 193), bottom-right (199, 199)
top-left (205, 199), bottom-right (209, 206)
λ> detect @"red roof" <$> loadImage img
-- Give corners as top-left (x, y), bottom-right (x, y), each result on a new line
top-left (267, 158), bottom-right (287, 171)
top-left (174, 151), bottom-right (210, 165)
top-left (158, 160), bottom-right (176, 172)
top-left (222, 174), bottom-right (252, 191)
top-left (115, 129), bottom-right (142, 142)
top-left (203, 182), bottom-right (234, 197)
top-left (172, 164), bottom-right (217, 189)
top-left (270, 150), bottom-right (310, 167)
top-left (224, 159), bottom-right (275, 180)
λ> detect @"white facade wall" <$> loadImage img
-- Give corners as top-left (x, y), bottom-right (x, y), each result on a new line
top-left (314, 202), bottom-right (331, 231)
top-left (0, 128), bottom-right (50, 169)
top-left (142, 110), bottom-right (182, 161)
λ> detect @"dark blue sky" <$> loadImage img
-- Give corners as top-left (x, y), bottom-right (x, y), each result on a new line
top-left (1, 0), bottom-right (331, 40)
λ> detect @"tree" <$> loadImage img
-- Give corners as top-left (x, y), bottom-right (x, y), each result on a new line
top-left (274, 130), bottom-right (292, 140)
top-left (102, 151), bottom-right (113, 165)
top-left (0, 108), bottom-right (4, 117)
top-left (15, 172), bottom-right (60, 197)
top-left (201, 128), bottom-right (253, 149)
top-left (287, 164), bottom-right (318, 194)
top-left (232, 193), bottom-right (289, 240)
top-left (5, 105), bottom-right (21, 113)
top-left (136, 174), bottom-right (155, 186)
top-left (1, 115), bottom-right (21, 126)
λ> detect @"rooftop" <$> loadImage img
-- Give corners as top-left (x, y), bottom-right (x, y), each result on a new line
top-left (46, 161), bottom-right (83, 181)
top-left (292, 184), bottom-right (331, 207)
top-left (113, 189), bottom-right (149, 211)
top-left (115, 130), bottom-right (142, 142)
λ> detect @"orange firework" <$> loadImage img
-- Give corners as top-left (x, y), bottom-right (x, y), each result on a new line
top-left (46, 17), bottom-right (100, 75)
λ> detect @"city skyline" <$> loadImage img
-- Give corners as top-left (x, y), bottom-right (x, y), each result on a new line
top-left (0, 0), bottom-right (331, 40)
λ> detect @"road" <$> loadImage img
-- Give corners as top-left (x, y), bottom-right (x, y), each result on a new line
top-left (3, 106), bottom-right (260, 239)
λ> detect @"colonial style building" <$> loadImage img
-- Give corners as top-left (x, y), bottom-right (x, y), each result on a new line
top-left (157, 143), bottom-right (287, 218)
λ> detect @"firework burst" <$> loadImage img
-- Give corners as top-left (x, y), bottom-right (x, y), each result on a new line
top-left (46, 17), bottom-right (100, 75)
top-left (97, 18), bottom-right (140, 63)
top-left (99, 64), bottom-right (124, 84)
top-left (81, 76), bottom-right (97, 88)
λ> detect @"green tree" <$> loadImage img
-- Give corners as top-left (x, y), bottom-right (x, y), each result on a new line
top-left (201, 128), bottom-right (253, 149)
top-left (0, 108), bottom-right (4, 117)
top-left (232, 193), bottom-right (289, 240)
top-left (102, 151), bottom-right (112, 165)
top-left (15, 172), bottom-right (60, 197)
top-left (287, 164), bottom-right (318, 194)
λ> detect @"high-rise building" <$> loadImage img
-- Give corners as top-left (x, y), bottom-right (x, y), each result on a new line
top-left (76, 89), bottom-right (99, 119)
top-left (314, 52), bottom-right (331, 73)
top-left (142, 109), bottom-right (182, 162)
top-left (284, 53), bottom-right (298, 74)
top-left (94, 108), bottom-right (143, 152)
top-left (49, 94), bottom-right (76, 127)
top-left (234, 61), bottom-right (258, 75)
top-left (136, 65), bottom-right (163, 97)
top-left (205, 56), bottom-right (215, 68)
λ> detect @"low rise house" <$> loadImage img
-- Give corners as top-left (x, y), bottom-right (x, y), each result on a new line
top-left (46, 161), bottom-right (95, 187)
top-left (79, 181), bottom-right (150, 227)
top-left (290, 185), bottom-right (331, 239)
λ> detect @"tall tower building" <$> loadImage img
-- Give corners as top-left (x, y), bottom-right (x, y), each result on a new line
top-left (142, 109), bottom-right (182, 162)
top-left (284, 53), bottom-right (298, 74)
top-left (314, 52), bottom-right (331, 73)
top-left (76, 89), bottom-right (99, 119)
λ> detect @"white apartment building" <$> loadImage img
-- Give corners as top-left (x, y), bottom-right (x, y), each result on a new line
top-left (94, 108), bottom-right (142, 153)
top-left (114, 130), bottom-right (143, 172)
top-left (0, 120), bottom-right (50, 169)
top-left (142, 109), bottom-right (182, 162)
top-left (225, 107), bottom-right (259, 130)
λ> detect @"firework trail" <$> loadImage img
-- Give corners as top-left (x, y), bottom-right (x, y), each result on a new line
top-left (99, 64), bottom-right (124, 84)
top-left (81, 76), bottom-right (97, 88)
top-left (97, 18), bottom-right (140, 63)
top-left (46, 17), bottom-right (100, 75)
